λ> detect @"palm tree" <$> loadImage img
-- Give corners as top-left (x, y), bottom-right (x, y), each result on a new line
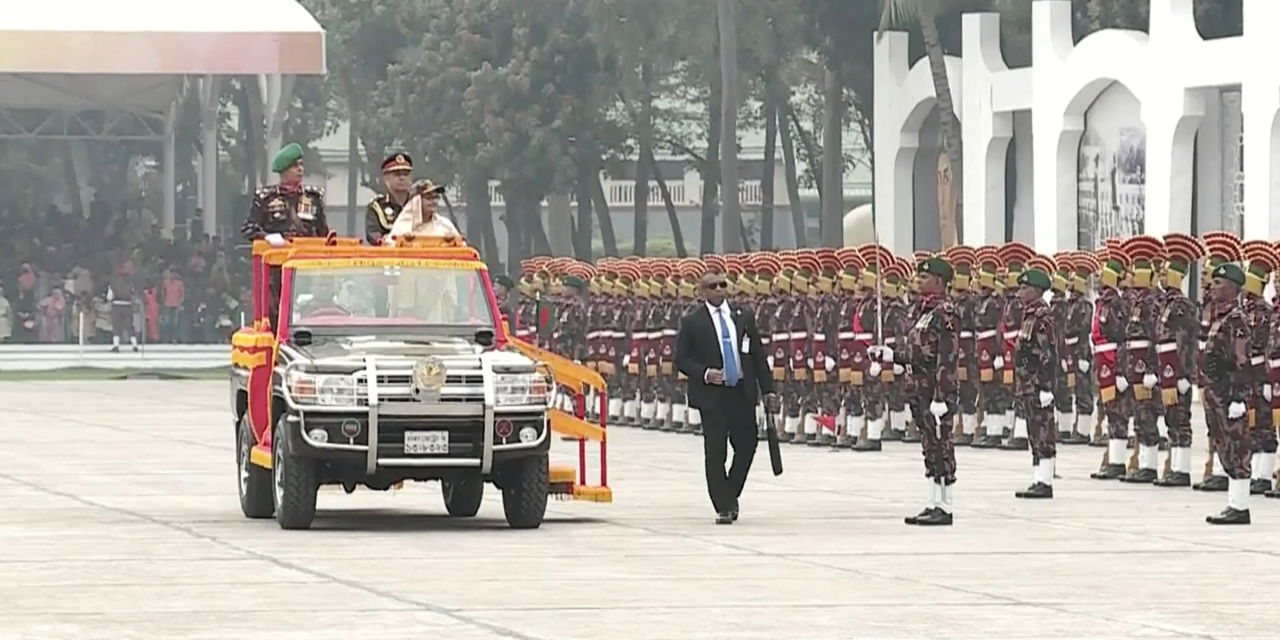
top-left (879, 0), bottom-right (962, 248)
top-left (717, 0), bottom-right (743, 252)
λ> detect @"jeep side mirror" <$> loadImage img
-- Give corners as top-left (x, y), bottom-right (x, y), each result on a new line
top-left (474, 328), bottom-right (496, 347)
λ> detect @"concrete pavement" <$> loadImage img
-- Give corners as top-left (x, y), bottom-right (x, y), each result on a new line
top-left (0, 381), bottom-right (1275, 639)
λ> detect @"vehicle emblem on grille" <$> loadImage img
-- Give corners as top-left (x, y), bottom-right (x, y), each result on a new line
top-left (412, 357), bottom-right (446, 402)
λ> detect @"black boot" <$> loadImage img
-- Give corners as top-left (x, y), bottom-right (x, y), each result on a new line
top-left (971, 435), bottom-right (1004, 449)
top-left (1015, 482), bottom-right (1054, 499)
top-left (850, 438), bottom-right (882, 452)
top-left (954, 433), bottom-right (974, 446)
top-left (904, 507), bottom-right (933, 525)
top-left (1250, 479), bottom-right (1272, 495)
top-left (1119, 468), bottom-right (1158, 484)
top-left (809, 433), bottom-right (835, 447)
top-left (1193, 475), bottom-right (1229, 492)
top-left (882, 428), bottom-right (904, 442)
top-left (998, 437), bottom-right (1029, 451)
top-left (1206, 507), bottom-right (1251, 525)
top-left (833, 434), bottom-right (853, 449)
top-left (915, 508), bottom-right (954, 526)
top-left (1153, 471), bottom-right (1191, 487)
top-left (1265, 488), bottom-right (1280, 499)
top-left (1063, 432), bottom-right (1091, 445)
top-left (1090, 463), bottom-right (1127, 480)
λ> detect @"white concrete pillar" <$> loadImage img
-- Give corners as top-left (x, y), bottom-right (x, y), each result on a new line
top-left (162, 102), bottom-right (177, 237)
top-left (1011, 111), bottom-right (1034, 244)
top-left (960, 12), bottom-right (1009, 248)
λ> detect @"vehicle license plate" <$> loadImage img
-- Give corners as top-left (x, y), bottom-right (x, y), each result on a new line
top-left (404, 430), bottom-right (449, 455)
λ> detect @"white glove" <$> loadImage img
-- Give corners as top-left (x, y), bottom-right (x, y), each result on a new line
top-left (1038, 390), bottom-right (1053, 408)
top-left (929, 401), bottom-right (948, 418)
top-left (1115, 376), bottom-right (1129, 393)
top-left (264, 233), bottom-right (286, 248)
top-left (878, 346), bottom-right (895, 364)
top-left (893, 364), bottom-right (904, 375)
top-left (1177, 378), bottom-right (1191, 395)
top-left (824, 356), bottom-right (836, 372)
top-left (1061, 359), bottom-right (1068, 372)
top-left (868, 362), bottom-right (882, 377)
top-left (993, 356), bottom-right (1004, 370)
top-left (767, 355), bottom-right (774, 369)
top-left (807, 357), bottom-right (814, 369)
top-left (1228, 401), bottom-right (1246, 420)
top-left (1142, 373), bottom-right (1157, 389)
top-left (1266, 384), bottom-right (1273, 402)
top-left (622, 354), bottom-right (631, 367)
top-left (1078, 359), bottom-right (1090, 373)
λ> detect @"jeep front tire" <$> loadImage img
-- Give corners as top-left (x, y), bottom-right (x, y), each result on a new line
top-left (500, 454), bottom-right (549, 529)
top-left (237, 414), bottom-right (274, 519)
top-left (441, 474), bottom-right (484, 517)
top-left (273, 416), bottom-right (318, 530)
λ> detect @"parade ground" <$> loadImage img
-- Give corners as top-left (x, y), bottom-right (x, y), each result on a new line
top-left (0, 381), bottom-right (1274, 640)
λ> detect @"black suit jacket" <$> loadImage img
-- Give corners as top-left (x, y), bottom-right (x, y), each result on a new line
top-left (675, 302), bottom-right (775, 411)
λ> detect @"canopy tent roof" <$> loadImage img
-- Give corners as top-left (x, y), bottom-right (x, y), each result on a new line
top-left (0, 0), bottom-right (326, 112)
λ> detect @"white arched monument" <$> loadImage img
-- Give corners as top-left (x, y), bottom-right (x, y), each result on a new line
top-left (873, 0), bottom-right (1272, 255)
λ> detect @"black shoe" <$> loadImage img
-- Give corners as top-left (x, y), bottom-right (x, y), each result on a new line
top-left (1206, 507), bottom-right (1251, 525)
top-left (904, 507), bottom-right (933, 525)
top-left (1193, 475), bottom-right (1229, 492)
top-left (1063, 433), bottom-right (1091, 445)
top-left (971, 435), bottom-right (1004, 449)
top-left (882, 428), bottom-right (904, 442)
top-left (1153, 471), bottom-right (1192, 487)
top-left (954, 433), bottom-right (973, 446)
top-left (715, 512), bottom-right (734, 525)
top-left (915, 508), bottom-right (954, 526)
top-left (1120, 468), bottom-right (1158, 484)
top-left (731, 505), bottom-right (739, 522)
top-left (110, 346), bottom-right (120, 353)
top-left (998, 437), bottom-right (1029, 451)
top-left (1015, 482), bottom-right (1054, 499)
top-left (660, 421), bottom-right (679, 432)
top-left (1265, 488), bottom-right (1280, 499)
top-left (1057, 431), bottom-right (1072, 442)
top-left (810, 434), bottom-right (835, 447)
top-left (851, 438), bottom-right (882, 452)
top-left (641, 419), bottom-right (660, 430)
top-left (1158, 438), bottom-right (1169, 451)
top-left (1088, 437), bottom-right (1108, 448)
top-left (1090, 463), bottom-right (1127, 480)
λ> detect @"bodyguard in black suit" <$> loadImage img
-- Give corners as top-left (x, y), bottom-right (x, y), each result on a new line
top-left (676, 271), bottom-right (780, 524)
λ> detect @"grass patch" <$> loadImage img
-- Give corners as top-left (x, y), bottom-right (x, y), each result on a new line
top-left (0, 367), bottom-right (230, 381)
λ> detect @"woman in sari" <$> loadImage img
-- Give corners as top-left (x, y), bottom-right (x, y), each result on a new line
top-left (386, 180), bottom-right (465, 322)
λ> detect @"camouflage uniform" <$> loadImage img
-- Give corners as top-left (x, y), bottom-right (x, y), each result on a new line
top-left (1201, 265), bottom-right (1253, 524)
top-left (1239, 241), bottom-right (1277, 494)
top-left (972, 249), bottom-right (1007, 448)
top-left (1064, 260), bottom-right (1098, 445)
top-left (1119, 236), bottom-right (1165, 484)
top-left (1091, 256), bottom-right (1135, 480)
top-left (1048, 268), bottom-right (1075, 441)
top-left (1152, 234), bottom-right (1202, 487)
top-left (952, 262), bottom-right (982, 446)
top-left (1012, 261), bottom-right (1059, 499)
top-left (998, 280), bottom-right (1028, 451)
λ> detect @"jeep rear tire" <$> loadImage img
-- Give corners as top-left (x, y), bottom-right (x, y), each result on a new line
top-left (237, 414), bottom-right (274, 519)
top-left (441, 474), bottom-right (484, 517)
top-left (273, 416), bottom-right (318, 530)
top-left (501, 454), bottom-right (549, 529)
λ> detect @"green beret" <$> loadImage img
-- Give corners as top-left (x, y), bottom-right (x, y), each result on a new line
top-left (1212, 262), bottom-right (1245, 287)
top-left (492, 275), bottom-right (515, 289)
top-left (271, 143), bottom-right (304, 174)
top-left (1017, 268), bottom-right (1053, 291)
top-left (917, 256), bottom-right (953, 284)
top-left (561, 275), bottom-right (585, 291)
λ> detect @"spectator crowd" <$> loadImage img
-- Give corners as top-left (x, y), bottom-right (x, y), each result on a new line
top-left (0, 204), bottom-right (251, 346)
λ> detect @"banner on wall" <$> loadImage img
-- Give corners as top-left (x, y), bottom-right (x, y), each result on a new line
top-left (1076, 83), bottom-right (1147, 250)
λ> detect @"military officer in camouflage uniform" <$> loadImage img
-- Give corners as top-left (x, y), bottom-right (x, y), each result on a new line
top-left (1152, 234), bottom-right (1203, 487)
top-left (1201, 261), bottom-right (1253, 524)
top-left (1012, 256), bottom-right (1060, 499)
top-left (998, 243), bottom-right (1035, 451)
top-left (1118, 235), bottom-right (1165, 484)
top-left (1064, 252), bottom-right (1099, 445)
top-left (947, 246), bottom-right (981, 446)
top-left (1239, 241), bottom-right (1277, 494)
top-left (1196, 232), bottom-right (1244, 491)
top-left (1091, 244), bottom-right (1135, 480)
top-left (972, 247), bottom-right (1006, 448)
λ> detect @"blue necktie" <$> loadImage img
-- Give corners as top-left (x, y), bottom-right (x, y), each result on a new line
top-left (718, 308), bottom-right (739, 386)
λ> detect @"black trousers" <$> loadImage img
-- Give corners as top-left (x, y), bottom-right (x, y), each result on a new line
top-left (699, 384), bottom-right (759, 513)
top-left (267, 266), bottom-right (282, 330)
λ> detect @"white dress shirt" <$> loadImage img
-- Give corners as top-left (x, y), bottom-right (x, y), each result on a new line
top-left (705, 300), bottom-right (741, 383)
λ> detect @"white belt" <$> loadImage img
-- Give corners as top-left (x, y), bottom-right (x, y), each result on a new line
top-left (977, 330), bottom-right (997, 339)
top-left (661, 329), bottom-right (677, 337)
top-left (1002, 331), bottom-right (1019, 339)
top-left (1155, 342), bottom-right (1177, 353)
top-left (1270, 358), bottom-right (1280, 369)
top-left (1198, 340), bottom-right (1207, 351)
top-left (960, 331), bottom-right (973, 338)
top-left (1126, 340), bottom-right (1151, 349)
top-left (1093, 342), bottom-right (1117, 354)
top-left (854, 332), bottom-right (873, 340)
top-left (1251, 355), bottom-right (1266, 365)
top-left (837, 331), bottom-right (856, 340)
top-left (1065, 337), bottom-right (1079, 345)
top-left (586, 331), bottom-right (603, 339)
top-left (812, 333), bottom-right (827, 341)
top-left (771, 333), bottom-right (790, 341)
top-left (789, 331), bottom-right (808, 340)
top-left (884, 337), bottom-right (897, 345)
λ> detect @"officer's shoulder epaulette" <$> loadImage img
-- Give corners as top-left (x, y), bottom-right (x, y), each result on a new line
top-left (254, 185), bottom-right (276, 199)
top-left (303, 184), bottom-right (325, 197)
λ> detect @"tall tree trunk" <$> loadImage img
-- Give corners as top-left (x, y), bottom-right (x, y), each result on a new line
top-left (700, 79), bottom-right (722, 256)
top-left (716, 0), bottom-right (742, 253)
top-left (778, 107), bottom-right (806, 247)
top-left (242, 77), bottom-right (267, 187)
top-left (633, 66), bottom-right (655, 256)
top-left (645, 146), bottom-right (688, 257)
top-left (574, 153), bottom-right (595, 260)
top-left (592, 171), bottom-right (619, 257)
top-left (528, 197), bottom-right (553, 256)
top-left (346, 103), bottom-right (360, 237)
top-left (919, 9), bottom-right (962, 248)
top-left (760, 92), bottom-right (777, 250)
top-left (820, 67), bottom-right (844, 247)
top-left (787, 105), bottom-right (822, 203)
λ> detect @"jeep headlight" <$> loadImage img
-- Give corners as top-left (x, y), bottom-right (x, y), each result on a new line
top-left (494, 372), bottom-right (550, 407)
top-left (288, 372), bottom-right (358, 407)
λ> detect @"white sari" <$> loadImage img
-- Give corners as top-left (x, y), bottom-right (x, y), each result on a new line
top-left (386, 194), bottom-right (463, 321)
